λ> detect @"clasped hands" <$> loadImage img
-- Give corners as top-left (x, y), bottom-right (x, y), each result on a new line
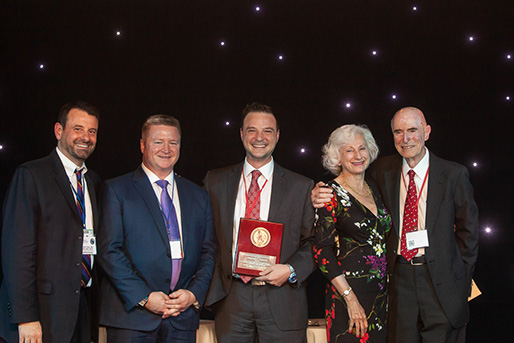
top-left (145, 289), bottom-right (196, 318)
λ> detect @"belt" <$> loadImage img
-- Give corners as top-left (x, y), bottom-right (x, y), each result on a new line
top-left (234, 277), bottom-right (267, 286)
top-left (396, 255), bottom-right (426, 266)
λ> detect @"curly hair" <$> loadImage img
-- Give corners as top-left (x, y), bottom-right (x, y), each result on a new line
top-left (322, 124), bottom-right (379, 175)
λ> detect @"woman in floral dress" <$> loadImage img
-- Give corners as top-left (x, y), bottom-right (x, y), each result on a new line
top-left (314, 125), bottom-right (391, 343)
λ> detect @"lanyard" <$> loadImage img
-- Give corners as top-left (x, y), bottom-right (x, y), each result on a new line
top-left (242, 168), bottom-right (268, 217)
top-left (160, 174), bottom-right (176, 230)
top-left (70, 176), bottom-right (86, 228)
top-left (401, 166), bottom-right (429, 209)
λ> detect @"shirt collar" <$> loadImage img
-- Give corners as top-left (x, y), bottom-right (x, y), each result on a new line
top-left (56, 147), bottom-right (88, 177)
top-left (402, 147), bottom-right (430, 178)
top-left (244, 157), bottom-right (274, 181)
top-left (141, 163), bottom-right (174, 185)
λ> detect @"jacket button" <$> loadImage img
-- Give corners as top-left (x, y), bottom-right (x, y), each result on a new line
top-left (76, 263), bottom-right (81, 267)
top-left (75, 290), bottom-right (80, 295)
top-left (78, 236), bottom-right (82, 240)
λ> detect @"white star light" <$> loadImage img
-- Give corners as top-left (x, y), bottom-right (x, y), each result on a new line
top-left (507, 54), bottom-right (512, 59)
top-left (345, 102), bottom-right (351, 108)
top-left (468, 36), bottom-right (474, 41)
top-left (413, 6), bottom-right (418, 11)
top-left (506, 96), bottom-right (511, 101)
top-left (255, 6), bottom-right (260, 12)
top-left (278, 55), bottom-right (284, 60)
top-left (116, 31), bottom-right (121, 36)
top-left (39, 64), bottom-right (44, 69)
top-left (0, 145), bottom-right (3, 150)
top-left (225, 121), bottom-right (230, 126)
top-left (300, 148), bottom-right (306, 153)
top-left (220, 41), bottom-right (225, 46)
top-left (372, 50), bottom-right (377, 56)
top-left (472, 162), bottom-right (478, 167)
top-left (392, 94), bottom-right (397, 99)
top-left (485, 227), bottom-right (491, 234)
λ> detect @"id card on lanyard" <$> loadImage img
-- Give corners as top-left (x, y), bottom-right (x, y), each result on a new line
top-left (70, 174), bottom-right (97, 255)
top-left (162, 174), bottom-right (183, 260)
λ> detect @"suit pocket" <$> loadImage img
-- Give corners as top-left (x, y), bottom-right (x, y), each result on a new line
top-left (37, 279), bottom-right (53, 295)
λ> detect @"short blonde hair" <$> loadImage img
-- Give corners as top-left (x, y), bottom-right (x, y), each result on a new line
top-left (322, 124), bottom-right (379, 175)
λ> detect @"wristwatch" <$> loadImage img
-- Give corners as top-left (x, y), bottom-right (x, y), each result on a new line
top-left (138, 295), bottom-right (149, 307)
top-left (342, 286), bottom-right (352, 297)
top-left (287, 264), bottom-right (297, 283)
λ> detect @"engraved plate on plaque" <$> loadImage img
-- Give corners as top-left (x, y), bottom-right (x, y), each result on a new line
top-left (237, 252), bottom-right (277, 271)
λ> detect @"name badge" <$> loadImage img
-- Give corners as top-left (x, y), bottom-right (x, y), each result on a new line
top-left (83, 229), bottom-right (97, 255)
top-left (170, 240), bottom-right (183, 259)
top-left (406, 230), bottom-right (429, 250)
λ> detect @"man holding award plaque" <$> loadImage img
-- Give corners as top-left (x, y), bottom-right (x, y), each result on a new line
top-left (203, 103), bottom-right (315, 343)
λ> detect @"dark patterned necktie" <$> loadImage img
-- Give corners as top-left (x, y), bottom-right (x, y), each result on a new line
top-left (246, 170), bottom-right (262, 219)
top-left (400, 170), bottom-right (419, 261)
top-left (156, 179), bottom-right (182, 291)
top-left (75, 168), bottom-right (92, 286)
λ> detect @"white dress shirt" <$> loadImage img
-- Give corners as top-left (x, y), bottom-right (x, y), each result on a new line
top-left (398, 148), bottom-right (430, 256)
top-left (232, 158), bottom-right (274, 267)
top-left (141, 163), bottom-right (184, 258)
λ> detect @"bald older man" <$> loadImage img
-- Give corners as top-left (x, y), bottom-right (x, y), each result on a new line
top-left (312, 107), bottom-right (479, 343)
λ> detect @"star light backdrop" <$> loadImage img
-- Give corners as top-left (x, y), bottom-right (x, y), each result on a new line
top-left (0, 1), bottom-right (512, 341)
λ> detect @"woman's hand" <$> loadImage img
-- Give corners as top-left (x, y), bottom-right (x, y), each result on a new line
top-left (344, 292), bottom-right (368, 338)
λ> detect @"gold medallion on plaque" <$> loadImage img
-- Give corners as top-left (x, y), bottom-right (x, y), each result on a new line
top-left (250, 227), bottom-right (271, 248)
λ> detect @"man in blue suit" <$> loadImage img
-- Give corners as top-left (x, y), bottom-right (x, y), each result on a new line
top-left (97, 114), bottom-right (216, 342)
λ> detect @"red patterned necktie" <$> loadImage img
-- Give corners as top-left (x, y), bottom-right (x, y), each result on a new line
top-left (240, 170), bottom-right (262, 283)
top-left (75, 168), bottom-right (92, 286)
top-left (400, 170), bottom-right (419, 261)
top-left (245, 170), bottom-right (262, 219)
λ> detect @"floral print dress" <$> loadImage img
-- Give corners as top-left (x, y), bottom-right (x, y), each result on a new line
top-left (314, 180), bottom-right (391, 343)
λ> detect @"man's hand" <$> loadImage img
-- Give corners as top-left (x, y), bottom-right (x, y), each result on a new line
top-left (18, 321), bottom-right (42, 343)
top-left (256, 264), bottom-right (291, 287)
top-left (144, 291), bottom-right (172, 315)
top-left (163, 289), bottom-right (197, 318)
top-left (311, 181), bottom-right (333, 208)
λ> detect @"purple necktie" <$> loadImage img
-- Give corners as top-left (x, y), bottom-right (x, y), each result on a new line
top-left (156, 179), bottom-right (182, 291)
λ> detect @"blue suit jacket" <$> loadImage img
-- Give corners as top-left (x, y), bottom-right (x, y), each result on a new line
top-left (97, 166), bottom-right (216, 331)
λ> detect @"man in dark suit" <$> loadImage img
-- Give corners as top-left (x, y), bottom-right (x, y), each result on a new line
top-left (203, 103), bottom-right (315, 343)
top-left (97, 114), bottom-right (216, 342)
top-left (313, 107), bottom-right (479, 342)
top-left (0, 101), bottom-right (101, 343)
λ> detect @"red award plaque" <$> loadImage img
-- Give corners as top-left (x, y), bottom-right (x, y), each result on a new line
top-left (234, 218), bottom-right (284, 276)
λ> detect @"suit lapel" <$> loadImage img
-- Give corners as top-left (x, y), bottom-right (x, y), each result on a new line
top-left (268, 163), bottom-right (286, 222)
top-left (426, 153), bottom-right (444, 237)
top-left (384, 158), bottom-right (402, 235)
top-left (224, 164), bottom-right (243, 246)
top-left (132, 167), bottom-right (170, 246)
top-left (50, 151), bottom-right (83, 224)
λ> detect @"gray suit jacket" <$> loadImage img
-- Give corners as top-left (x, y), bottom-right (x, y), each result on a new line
top-left (203, 162), bottom-right (315, 331)
top-left (368, 152), bottom-right (479, 327)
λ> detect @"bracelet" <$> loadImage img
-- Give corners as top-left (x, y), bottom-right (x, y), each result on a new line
top-left (342, 286), bottom-right (352, 297)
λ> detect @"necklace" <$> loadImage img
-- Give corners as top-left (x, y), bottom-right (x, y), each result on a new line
top-left (340, 175), bottom-right (371, 197)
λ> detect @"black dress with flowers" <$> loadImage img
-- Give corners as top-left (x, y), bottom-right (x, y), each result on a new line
top-left (314, 180), bottom-right (391, 343)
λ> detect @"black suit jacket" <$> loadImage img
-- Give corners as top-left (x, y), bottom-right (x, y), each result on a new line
top-left (203, 162), bottom-right (315, 331)
top-left (97, 167), bottom-right (216, 332)
top-left (368, 152), bottom-right (479, 327)
top-left (0, 150), bottom-right (100, 343)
